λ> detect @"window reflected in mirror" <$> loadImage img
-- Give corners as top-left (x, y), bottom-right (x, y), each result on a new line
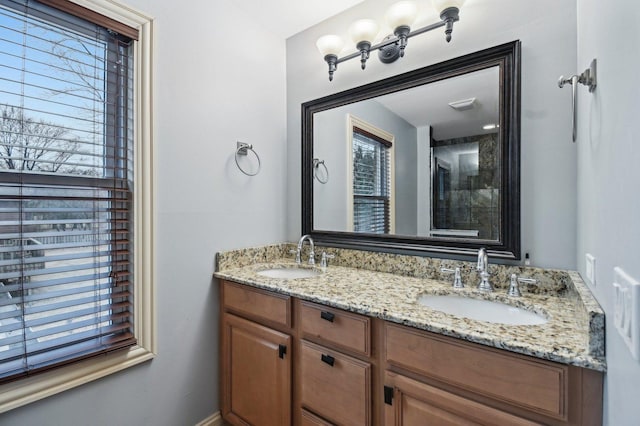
top-left (350, 117), bottom-right (395, 234)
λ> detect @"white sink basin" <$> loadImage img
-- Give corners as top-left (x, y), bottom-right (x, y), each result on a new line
top-left (416, 294), bottom-right (548, 325)
top-left (256, 267), bottom-right (322, 280)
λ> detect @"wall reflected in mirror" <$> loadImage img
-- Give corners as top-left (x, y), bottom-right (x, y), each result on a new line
top-left (313, 66), bottom-right (500, 241)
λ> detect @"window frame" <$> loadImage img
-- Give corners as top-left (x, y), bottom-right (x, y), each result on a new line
top-left (346, 114), bottom-right (395, 234)
top-left (0, 0), bottom-right (155, 412)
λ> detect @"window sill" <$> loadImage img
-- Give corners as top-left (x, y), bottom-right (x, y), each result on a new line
top-left (0, 345), bottom-right (154, 413)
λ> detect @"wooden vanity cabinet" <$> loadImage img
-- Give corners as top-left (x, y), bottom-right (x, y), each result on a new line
top-left (219, 280), bottom-right (603, 426)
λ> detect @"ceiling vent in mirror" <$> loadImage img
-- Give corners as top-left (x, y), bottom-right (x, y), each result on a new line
top-left (448, 97), bottom-right (476, 111)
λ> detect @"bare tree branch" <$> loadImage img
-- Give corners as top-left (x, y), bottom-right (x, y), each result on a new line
top-left (0, 104), bottom-right (89, 174)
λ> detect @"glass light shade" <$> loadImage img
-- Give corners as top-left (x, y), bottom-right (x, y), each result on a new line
top-left (432, 0), bottom-right (465, 13)
top-left (385, 1), bottom-right (418, 29)
top-left (349, 19), bottom-right (379, 44)
top-left (316, 35), bottom-right (345, 57)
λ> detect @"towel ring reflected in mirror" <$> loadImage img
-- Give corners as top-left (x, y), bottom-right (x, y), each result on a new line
top-left (313, 158), bottom-right (329, 184)
top-left (235, 141), bottom-right (261, 176)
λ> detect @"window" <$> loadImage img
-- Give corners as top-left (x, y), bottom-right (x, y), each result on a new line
top-left (348, 115), bottom-right (395, 234)
top-left (0, 0), bottom-right (154, 411)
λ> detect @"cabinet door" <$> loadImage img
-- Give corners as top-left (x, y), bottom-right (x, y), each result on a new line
top-left (301, 409), bottom-right (335, 426)
top-left (384, 372), bottom-right (540, 426)
top-left (222, 313), bottom-right (292, 426)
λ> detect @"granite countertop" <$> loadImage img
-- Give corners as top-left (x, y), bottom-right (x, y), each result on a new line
top-left (214, 246), bottom-right (606, 372)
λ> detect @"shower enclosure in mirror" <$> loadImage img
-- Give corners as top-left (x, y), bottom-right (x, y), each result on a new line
top-left (302, 41), bottom-right (521, 259)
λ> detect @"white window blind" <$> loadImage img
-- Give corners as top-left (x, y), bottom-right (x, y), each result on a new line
top-left (352, 127), bottom-right (391, 234)
top-left (0, 0), bottom-right (135, 382)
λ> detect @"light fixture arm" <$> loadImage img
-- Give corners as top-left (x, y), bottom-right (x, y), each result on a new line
top-left (356, 41), bottom-right (372, 69)
top-left (322, 10), bottom-right (460, 81)
top-left (394, 25), bottom-right (411, 57)
top-left (440, 6), bottom-right (460, 42)
top-left (324, 54), bottom-right (338, 82)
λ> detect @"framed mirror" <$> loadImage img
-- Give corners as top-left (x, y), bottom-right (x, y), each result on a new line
top-left (302, 41), bottom-right (521, 259)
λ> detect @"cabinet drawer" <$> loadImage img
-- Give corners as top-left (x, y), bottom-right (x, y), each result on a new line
top-left (300, 340), bottom-right (371, 426)
top-left (300, 301), bottom-right (370, 356)
top-left (222, 281), bottom-right (291, 327)
top-left (385, 324), bottom-right (568, 420)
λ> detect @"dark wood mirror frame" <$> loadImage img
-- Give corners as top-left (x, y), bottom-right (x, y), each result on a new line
top-left (301, 40), bottom-right (521, 260)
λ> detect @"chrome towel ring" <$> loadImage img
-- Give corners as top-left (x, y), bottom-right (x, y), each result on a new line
top-left (235, 141), bottom-right (261, 176)
top-left (313, 158), bottom-right (329, 184)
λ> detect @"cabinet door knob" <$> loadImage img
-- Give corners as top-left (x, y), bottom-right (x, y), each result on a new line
top-left (278, 344), bottom-right (287, 359)
top-left (320, 311), bottom-right (335, 322)
top-left (384, 386), bottom-right (394, 405)
top-left (320, 354), bottom-right (335, 367)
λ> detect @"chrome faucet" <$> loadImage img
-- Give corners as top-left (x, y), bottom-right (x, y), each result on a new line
top-left (296, 234), bottom-right (315, 266)
top-left (476, 247), bottom-right (493, 291)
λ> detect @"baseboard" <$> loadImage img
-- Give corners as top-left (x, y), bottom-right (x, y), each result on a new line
top-left (195, 411), bottom-right (222, 426)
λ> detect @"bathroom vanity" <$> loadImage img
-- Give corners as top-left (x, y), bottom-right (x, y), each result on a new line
top-left (215, 244), bottom-right (605, 426)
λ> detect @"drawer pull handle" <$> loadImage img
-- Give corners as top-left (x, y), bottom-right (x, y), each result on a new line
top-left (321, 354), bottom-right (335, 367)
top-left (278, 344), bottom-right (287, 359)
top-left (320, 311), bottom-right (335, 322)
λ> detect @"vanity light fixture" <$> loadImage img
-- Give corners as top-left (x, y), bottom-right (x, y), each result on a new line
top-left (317, 0), bottom-right (465, 81)
top-left (482, 123), bottom-right (497, 130)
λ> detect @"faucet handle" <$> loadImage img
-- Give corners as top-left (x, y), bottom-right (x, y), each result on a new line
top-left (320, 252), bottom-right (335, 269)
top-left (289, 248), bottom-right (301, 264)
top-left (441, 267), bottom-right (464, 289)
top-left (508, 274), bottom-right (538, 297)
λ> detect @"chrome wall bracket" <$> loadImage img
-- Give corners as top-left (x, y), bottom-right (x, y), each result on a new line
top-left (581, 58), bottom-right (597, 92)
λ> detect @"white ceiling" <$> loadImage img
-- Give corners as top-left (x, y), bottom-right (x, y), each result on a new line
top-left (374, 66), bottom-right (500, 139)
top-left (234, 0), bottom-right (365, 39)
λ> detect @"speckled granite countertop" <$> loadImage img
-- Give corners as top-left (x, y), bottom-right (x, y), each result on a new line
top-left (214, 244), bottom-right (606, 372)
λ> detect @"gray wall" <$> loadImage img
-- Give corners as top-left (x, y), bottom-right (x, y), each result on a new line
top-left (287, 0), bottom-right (578, 269)
top-left (0, 0), bottom-right (287, 424)
top-left (313, 100), bottom-right (417, 234)
top-left (576, 0), bottom-right (640, 424)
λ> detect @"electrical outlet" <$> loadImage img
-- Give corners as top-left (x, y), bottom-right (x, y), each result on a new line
top-left (613, 267), bottom-right (640, 361)
top-left (585, 253), bottom-right (596, 286)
